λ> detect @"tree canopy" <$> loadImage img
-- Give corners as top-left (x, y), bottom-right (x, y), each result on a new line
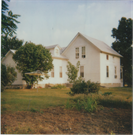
top-left (2, 0), bottom-right (20, 36)
top-left (1, 35), bottom-right (24, 58)
top-left (111, 17), bottom-right (132, 86)
top-left (1, 64), bottom-right (17, 92)
top-left (13, 42), bottom-right (53, 86)
top-left (66, 61), bottom-right (80, 83)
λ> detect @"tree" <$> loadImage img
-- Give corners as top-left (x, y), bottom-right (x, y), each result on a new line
top-left (1, 35), bottom-right (24, 58)
top-left (2, 0), bottom-right (20, 36)
top-left (66, 61), bottom-right (80, 83)
top-left (13, 42), bottom-right (53, 86)
top-left (111, 17), bottom-right (132, 86)
top-left (1, 64), bottom-right (17, 92)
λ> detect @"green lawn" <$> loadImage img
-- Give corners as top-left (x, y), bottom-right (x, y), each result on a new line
top-left (1, 87), bottom-right (132, 113)
top-left (100, 87), bottom-right (132, 101)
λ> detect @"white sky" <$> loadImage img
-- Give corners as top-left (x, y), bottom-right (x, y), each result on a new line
top-left (8, 0), bottom-right (133, 47)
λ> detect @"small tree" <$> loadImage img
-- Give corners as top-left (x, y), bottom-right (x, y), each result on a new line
top-left (66, 61), bottom-right (80, 83)
top-left (13, 42), bottom-right (53, 87)
top-left (1, 64), bottom-right (17, 92)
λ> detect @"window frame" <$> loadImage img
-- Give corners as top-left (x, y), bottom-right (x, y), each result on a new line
top-left (59, 66), bottom-right (62, 78)
top-left (75, 47), bottom-right (79, 59)
top-left (106, 66), bottom-right (109, 77)
top-left (106, 54), bottom-right (109, 60)
top-left (114, 66), bottom-right (117, 78)
top-left (82, 46), bottom-right (86, 58)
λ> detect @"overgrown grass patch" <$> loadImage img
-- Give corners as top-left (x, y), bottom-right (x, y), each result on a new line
top-left (65, 96), bottom-right (98, 112)
top-left (97, 96), bottom-right (132, 109)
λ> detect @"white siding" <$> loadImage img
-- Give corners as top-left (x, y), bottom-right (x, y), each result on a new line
top-left (63, 35), bottom-right (101, 83)
top-left (2, 52), bottom-right (26, 85)
top-left (38, 58), bottom-right (68, 85)
top-left (100, 53), bottom-right (121, 84)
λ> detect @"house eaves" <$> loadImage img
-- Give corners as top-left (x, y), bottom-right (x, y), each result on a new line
top-left (62, 32), bottom-right (123, 57)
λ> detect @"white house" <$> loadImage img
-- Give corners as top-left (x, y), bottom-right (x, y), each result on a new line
top-left (2, 32), bottom-right (123, 88)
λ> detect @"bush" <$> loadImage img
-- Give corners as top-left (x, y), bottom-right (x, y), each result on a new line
top-left (1, 64), bottom-right (17, 92)
top-left (65, 97), bottom-right (98, 112)
top-left (71, 79), bottom-right (100, 94)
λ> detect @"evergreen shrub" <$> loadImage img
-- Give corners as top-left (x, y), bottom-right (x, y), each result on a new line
top-left (71, 79), bottom-right (100, 94)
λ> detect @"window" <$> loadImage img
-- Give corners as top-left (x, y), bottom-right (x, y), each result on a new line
top-left (114, 66), bottom-right (117, 78)
top-left (106, 54), bottom-right (109, 60)
top-left (120, 68), bottom-right (123, 79)
top-left (82, 47), bottom-right (86, 58)
top-left (75, 48), bottom-right (79, 59)
top-left (60, 66), bottom-right (62, 78)
top-left (106, 66), bottom-right (109, 77)
top-left (80, 66), bottom-right (84, 77)
top-left (51, 67), bottom-right (54, 77)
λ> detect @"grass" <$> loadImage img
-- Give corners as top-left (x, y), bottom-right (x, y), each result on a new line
top-left (1, 88), bottom-right (71, 113)
top-left (1, 87), bottom-right (132, 113)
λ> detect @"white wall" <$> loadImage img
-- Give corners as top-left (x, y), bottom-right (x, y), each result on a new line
top-left (62, 35), bottom-right (101, 83)
top-left (100, 53), bottom-right (121, 84)
top-left (2, 52), bottom-right (25, 85)
top-left (38, 58), bottom-right (68, 85)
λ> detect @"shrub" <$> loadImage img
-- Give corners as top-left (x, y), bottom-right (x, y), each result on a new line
top-left (71, 80), bottom-right (87, 94)
top-left (71, 79), bottom-right (100, 94)
top-left (65, 97), bottom-right (98, 112)
top-left (83, 97), bottom-right (97, 112)
top-left (86, 80), bottom-right (100, 93)
top-left (1, 64), bottom-right (17, 92)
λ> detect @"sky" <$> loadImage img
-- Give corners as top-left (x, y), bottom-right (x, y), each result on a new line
top-left (8, 0), bottom-right (133, 48)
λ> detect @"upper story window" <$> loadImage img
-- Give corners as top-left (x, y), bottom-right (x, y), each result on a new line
top-left (106, 66), bottom-right (109, 77)
top-left (106, 54), bottom-right (109, 60)
top-left (80, 66), bottom-right (84, 77)
top-left (55, 49), bottom-right (59, 55)
top-left (60, 66), bottom-right (62, 78)
top-left (51, 67), bottom-right (54, 77)
top-left (82, 47), bottom-right (86, 58)
top-left (75, 48), bottom-right (79, 59)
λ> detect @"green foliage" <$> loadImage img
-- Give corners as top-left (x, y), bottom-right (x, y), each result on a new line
top-left (102, 92), bottom-right (112, 96)
top-left (30, 108), bottom-right (38, 112)
top-left (83, 97), bottom-right (97, 112)
top-left (86, 80), bottom-right (100, 93)
top-left (65, 97), bottom-right (98, 112)
top-left (2, 0), bottom-right (20, 36)
top-left (1, 64), bottom-right (17, 92)
top-left (111, 17), bottom-right (132, 86)
top-left (97, 96), bottom-right (132, 109)
top-left (51, 84), bottom-right (66, 89)
top-left (71, 79), bottom-right (100, 94)
top-left (13, 42), bottom-right (53, 86)
top-left (66, 61), bottom-right (80, 83)
top-left (1, 35), bottom-right (24, 58)
top-left (65, 99), bottom-right (72, 109)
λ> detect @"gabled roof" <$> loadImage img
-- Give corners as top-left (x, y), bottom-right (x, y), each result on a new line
top-left (62, 32), bottom-right (122, 57)
top-left (2, 49), bottom-right (16, 63)
top-left (2, 48), bottom-right (68, 63)
top-left (60, 47), bottom-right (67, 54)
top-left (45, 44), bottom-right (61, 50)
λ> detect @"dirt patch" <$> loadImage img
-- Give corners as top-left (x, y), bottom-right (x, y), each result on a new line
top-left (1, 106), bottom-right (132, 134)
